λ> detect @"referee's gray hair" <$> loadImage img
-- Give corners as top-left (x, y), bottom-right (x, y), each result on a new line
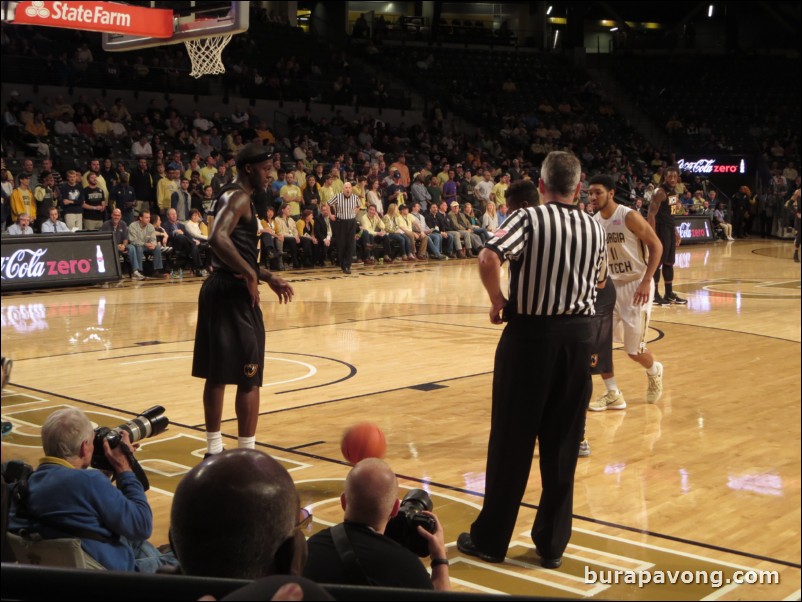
top-left (41, 408), bottom-right (93, 459)
top-left (540, 151), bottom-right (582, 200)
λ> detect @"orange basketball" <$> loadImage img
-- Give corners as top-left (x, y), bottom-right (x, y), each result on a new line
top-left (341, 422), bottom-right (387, 464)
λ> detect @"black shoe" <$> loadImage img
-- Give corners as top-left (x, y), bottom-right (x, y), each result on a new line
top-left (456, 533), bottom-right (504, 563)
top-left (665, 292), bottom-right (688, 305)
top-left (653, 293), bottom-right (669, 306)
top-left (535, 548), bottom-right (563, 569)
top-left (794, 252), bottom-right (800, 263)
top-left (342, 267), bottom-right (351, 274)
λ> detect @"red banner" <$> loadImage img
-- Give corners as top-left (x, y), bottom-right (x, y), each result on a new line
top-left (12, 1), bottom-right (173, 38)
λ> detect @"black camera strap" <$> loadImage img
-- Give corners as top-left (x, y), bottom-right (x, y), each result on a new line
top-left (330, 524), bottom-right (378, 587)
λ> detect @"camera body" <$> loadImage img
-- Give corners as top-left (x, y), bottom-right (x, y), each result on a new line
top-left (90, 406), bottom-right (169, 490)
top-left (384, 488), bottom-right (437, 557)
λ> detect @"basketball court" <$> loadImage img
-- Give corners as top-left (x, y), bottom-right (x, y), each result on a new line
top-left (2, 238), bottom-right (800, 599)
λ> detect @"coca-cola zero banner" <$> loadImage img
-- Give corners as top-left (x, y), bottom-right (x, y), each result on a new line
top-left (675, 155), bottom-right (751, 195)
top-left (1, 232), bottom-right (120, 291)
top-left (674, 216), bottom-right (715, 244)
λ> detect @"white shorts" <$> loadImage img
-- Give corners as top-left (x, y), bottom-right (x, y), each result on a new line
top-left (612, 278), bottom-right (654, 355)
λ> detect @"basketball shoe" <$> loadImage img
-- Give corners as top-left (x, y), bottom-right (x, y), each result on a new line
top-left (665, 292), bottom-right (687, 305)
top-left (589, 390), bottom-right (627, 411)
top-left (646, 362), bottom-right (664, 403)
top-left (578, 439), bottom-right (591, 457)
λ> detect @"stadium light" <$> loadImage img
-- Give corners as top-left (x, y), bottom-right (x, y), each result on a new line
top-left (708, 4), bottom-right (714, 17)
top-left (546, 5), bottom-right (553, 15)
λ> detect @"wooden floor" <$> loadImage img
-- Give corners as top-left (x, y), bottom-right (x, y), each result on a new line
top-left (2, 238), bottom-right (800, 600)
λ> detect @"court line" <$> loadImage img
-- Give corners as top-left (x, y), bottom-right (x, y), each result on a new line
top-left (7, 382), bottom-right (800, 571)
top-left (649, 319), bottom-right (801, 344)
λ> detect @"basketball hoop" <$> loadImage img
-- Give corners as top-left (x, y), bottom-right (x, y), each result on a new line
top-left (184, 34), bottom-right (232, 78)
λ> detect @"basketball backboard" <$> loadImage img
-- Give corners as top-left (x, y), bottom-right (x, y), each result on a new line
top-left (101, 1), bottom-right (248, 51)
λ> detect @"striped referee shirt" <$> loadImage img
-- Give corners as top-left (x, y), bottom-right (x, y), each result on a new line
top-left (327, 193), bottom-right (361, 220)
top-left (488, 204), bottom-right (607, 316)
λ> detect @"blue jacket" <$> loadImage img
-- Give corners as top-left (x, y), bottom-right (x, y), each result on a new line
top-left (9, 457), bottom-right (153, 571)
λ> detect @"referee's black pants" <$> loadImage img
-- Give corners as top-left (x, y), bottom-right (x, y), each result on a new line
top-left (470, 315), bottom-right (593, 560)
top-left (332, 218), bottom-right (357, 270)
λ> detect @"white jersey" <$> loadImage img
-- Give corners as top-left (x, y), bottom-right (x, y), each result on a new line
top-left (594, 204), bottom-right (648, 283)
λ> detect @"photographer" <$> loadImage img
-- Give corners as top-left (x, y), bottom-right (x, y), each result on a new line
top-left (303, 458), bottom-right (450, 591)
top-left (8, 408), bottom-right (175, 572)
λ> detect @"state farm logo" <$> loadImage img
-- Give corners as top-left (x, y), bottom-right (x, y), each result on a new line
top-left (25, 1), bottom-right (49, 18)
top-left (0, 248), bottom-right (93, 280)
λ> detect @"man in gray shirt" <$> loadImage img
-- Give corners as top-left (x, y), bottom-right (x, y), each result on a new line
top-left (126, 210), bottom-right (167, 280)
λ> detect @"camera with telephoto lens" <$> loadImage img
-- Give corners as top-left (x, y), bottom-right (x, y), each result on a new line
top-left (91, 406), bottom-right (169, 491)
top-left (384, 488), bottom-right (438, 557)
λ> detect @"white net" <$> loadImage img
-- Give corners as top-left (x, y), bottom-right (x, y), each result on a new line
top-left (184, 34), bottom-right (233, 78)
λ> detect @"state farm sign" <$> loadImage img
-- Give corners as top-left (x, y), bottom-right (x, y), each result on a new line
top-left (10, 1), bottom-right (173, 37)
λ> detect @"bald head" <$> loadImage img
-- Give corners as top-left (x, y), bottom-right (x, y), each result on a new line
top-left (171, 449), bottom-right (299, 579)
top-left (343, 458), bottom-right (399, 531)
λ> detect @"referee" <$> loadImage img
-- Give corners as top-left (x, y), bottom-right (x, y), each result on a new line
top-left (328, 180), bottom-right (361, 274)
top-left (457, 152), bottom-right (607, 569)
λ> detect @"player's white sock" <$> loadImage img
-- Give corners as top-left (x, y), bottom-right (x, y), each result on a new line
top-left (238, 436), bottom-right (256, 449)
top-left (646, 363), bottom-right (660, 376)
top-left (603, 377), bottom-right (619, 393)
top-left (206, 431), bottom-right (223, 455)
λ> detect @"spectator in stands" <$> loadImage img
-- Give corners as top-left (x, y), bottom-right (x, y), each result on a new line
top-left (385, 171), bottom-right (407, 207)
top-left (82, 159), bottom-right (109, 201)
top-left (474, 171), bottom-right (494, 210)
top-left (304, 458), bottom-right (450, 591)
top-left (383, 203), bottom-right (415, 261)
top-left (131, 135), bottom-right (153, 160)
top-left (23, 112), bottom-right (50, 157)
top-left (366, 177), bottom-right (384, 215)
top-left (313, 203), bottom-right (335, 266)
top-left (260, 205), bottom-right (284, 270)
top-left (10, 173), bottom-right (35, 224)
top-left (40, 206), bottom-right (70, 234)
top-left (280, 172), bottom-right (303, 220)
top-left (463, 202), bottom-right (491, 242)
top-left (127, 211), bottom-right (168, 280)
top-left (110, 173), bottom-right (136, 225)
top-left (170, 449), bottom-right (316, 592)
top-left (443, 169), bottom-right (459, 207)
top-left (164, 207), bottom-right (206, 277)
top-left (157, 163), bottom-right (181, 216)
top-left (409, 172), bottom-right (431, 212)
top-left (8, 407), bottom-right (176, 572)
top-left (713, 202), bottom-right (734, 241)
top-left (429, 201), bottom-right (459, 258)
top-left (410, 201), bottom-right (446, 260)
top-left (1, 168), bottom-right (12, 230)
top-left (482, 201), bottom-right (499, 233)
top-left (295, 210), bottom-right (316, 268)
top-left (7, 213), bottom-right (33, 235)
top-left (491, 173), bottom-right (510, 211)
top-left (390, 154), bottom-right (411, 188)
top-left (58, 170), bottom-right (83, 230)
top-left (275, 202), bottom-right (302, 269)
top-left (398, 203), bottom-right (428, 259)
top-left (33, 172), bottom-right (59, 230)
top-left (82, 172), bottom-right (107, 231)
top-left (359, 203), bottom-right (391, 263)
top-left (447, 200), bottom-right (479, 257)
top-left (54, 112), bottom-right (78, 136)
top-left (101, 208), bottom-right (129, 264)
top-left (171, 177), bottom-right (193, 222)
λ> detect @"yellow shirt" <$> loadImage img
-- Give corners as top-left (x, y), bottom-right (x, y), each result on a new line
top-left (199, 166), bottom-right (217, 187)
top-left (330, 178), bottom-right (344, 196)
top-left (10, 188), bottom-right (35, 221)
top-left (492, 182), bottom-right (508, 207)
top-left (320, 185), bottom-right (336, 204)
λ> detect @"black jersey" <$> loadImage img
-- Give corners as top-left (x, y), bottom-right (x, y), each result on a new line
top-left (656, 184), bottom-right (679, 229)
top-left (210, 182), bottom-right (259, 275)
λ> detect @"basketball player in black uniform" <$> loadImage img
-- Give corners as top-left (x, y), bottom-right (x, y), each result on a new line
top-left (647, 166), bottom-right (687, 305)
top-left (192, 144), bottom-right (294, 456)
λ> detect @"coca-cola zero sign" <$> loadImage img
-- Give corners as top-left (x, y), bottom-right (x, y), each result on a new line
top-left (1, 233), bottom-right (119, 291)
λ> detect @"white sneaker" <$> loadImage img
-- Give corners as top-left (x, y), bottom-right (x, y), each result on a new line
top-left (589, 390), bottom-right (627, 411)
top-left (646, 362), bottom-right (664, 403)
top-left (132, 270), bottom-right (145, 280)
